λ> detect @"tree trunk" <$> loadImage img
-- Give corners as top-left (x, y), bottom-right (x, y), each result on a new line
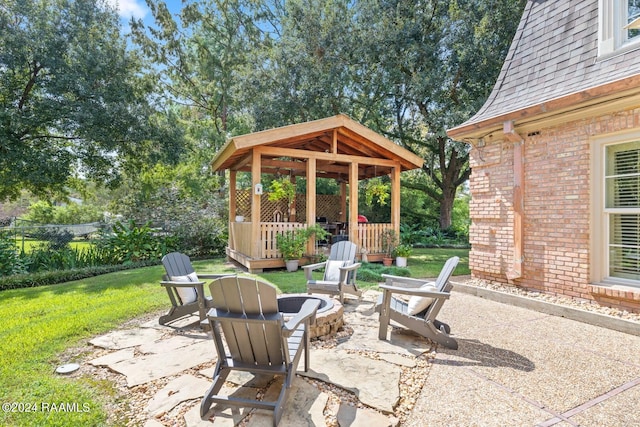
top-left (439, 184), bottom-right (456, 230)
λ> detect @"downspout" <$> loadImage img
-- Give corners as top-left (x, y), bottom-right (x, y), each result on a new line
top-left (503, 121), bottom-right (524, 280)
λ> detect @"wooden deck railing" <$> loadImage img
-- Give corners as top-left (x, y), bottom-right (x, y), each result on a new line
top-left (229, 221), bottom-right (253, 256)
top-left (260, 222), bottom-right (306, 259)
top-left (229, 221), bottom-right (393, 259)
top-left (357, 223), bottom-right (393, 254)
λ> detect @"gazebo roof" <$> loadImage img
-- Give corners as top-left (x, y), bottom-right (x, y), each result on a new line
top-left (211, 114), bottom-right (423, 180)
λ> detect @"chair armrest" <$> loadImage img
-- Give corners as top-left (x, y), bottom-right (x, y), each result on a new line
top-left (379, 283), bottom-right (450, 299)
top-left (340, 262), bottom-right (361, 272)
top-left (160, 280), bottom-right (206, 288)
top-left (381, 274), bottom-right (433, 287)
top-left (283, 299), bottom-right (321, 336)
top-left (303, 261), bottom-right (327, 281)
top-left (339, 262), bottom-right (362, 283)
top-left (197, 273), bottom-right (230, 280)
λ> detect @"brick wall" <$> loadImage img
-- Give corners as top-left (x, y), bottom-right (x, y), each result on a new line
top-left (469, 109), bottom-right (640, 313)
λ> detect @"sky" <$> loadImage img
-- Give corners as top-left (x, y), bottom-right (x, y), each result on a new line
top-left (106, 0), bottom-right (182, 26)
top-left (106, 0), bottom-right (149, 20)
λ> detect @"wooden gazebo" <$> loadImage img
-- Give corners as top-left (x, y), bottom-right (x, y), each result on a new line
top-left (211, 114), bottom-right (423, 272)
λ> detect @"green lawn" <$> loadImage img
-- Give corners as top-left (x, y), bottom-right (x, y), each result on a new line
top-left (12, 237), bottom-right (95, 253)
top-left (0, 248), bottom-right (467, 426)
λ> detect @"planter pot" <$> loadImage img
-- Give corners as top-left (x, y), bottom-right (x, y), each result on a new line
top-left (395, 256), bottom-right (407, 267)
top-left (285, 259), bottom-right (299, 272)
top-left (382, 257), bottom-right (393, 267)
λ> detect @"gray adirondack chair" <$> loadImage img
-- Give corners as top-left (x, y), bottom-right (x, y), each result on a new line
top-left (376, 256), bottom-right (459, 349)
top-left (201, 276), bottom-right (320, 426)
top-left (159, 252), bottom-right (226, 327)
top-left (304, 240), bottom-right (362, 303)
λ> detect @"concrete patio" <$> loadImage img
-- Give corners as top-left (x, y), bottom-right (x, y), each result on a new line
top-left (85, 282), bottom-right (640, 426)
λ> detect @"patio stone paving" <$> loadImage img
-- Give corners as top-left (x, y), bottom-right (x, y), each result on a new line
top-left (82, 280), bottom-right (640, 426)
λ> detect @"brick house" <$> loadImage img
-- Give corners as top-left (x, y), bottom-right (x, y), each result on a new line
top-left (447, 1), bottom-right (640, 313)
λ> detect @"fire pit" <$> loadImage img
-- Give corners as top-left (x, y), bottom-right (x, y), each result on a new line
top-left (277, 294), bottom-right (344, 339)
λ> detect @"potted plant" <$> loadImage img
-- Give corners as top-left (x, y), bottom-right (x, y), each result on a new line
top-left (393, 244), bottom-right (412, 267)
top-left (380, 229), bottom-right (397, 266)
top-left (276, 230), bottom-right (306, 271)
top-left (276, 225), bottom-right (329, 272)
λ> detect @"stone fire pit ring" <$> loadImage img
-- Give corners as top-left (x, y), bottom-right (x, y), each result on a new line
top-left (277, 294), bottom-right (344, 339)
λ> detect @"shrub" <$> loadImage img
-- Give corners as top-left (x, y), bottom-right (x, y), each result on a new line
top-left (25, 245), bottom-right (120, 273)
top-left (172, 216), bottom-right (226, 258)
top-left (23, 200), bottom-right (103, 224)
top-left (99, 220), bottom-right (166, 264)
top-left (0, 261), bottom-right (159, 291)
top-left (0, 232), bottom-right (27, 276)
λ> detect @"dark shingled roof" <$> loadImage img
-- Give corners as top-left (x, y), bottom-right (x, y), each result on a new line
top-left (448, 0), bottom-right (640, 138)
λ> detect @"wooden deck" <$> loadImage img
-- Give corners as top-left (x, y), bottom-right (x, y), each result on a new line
top-left (228, 221), bottom-right (392, 272)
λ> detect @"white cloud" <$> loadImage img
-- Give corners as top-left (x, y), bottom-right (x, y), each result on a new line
top-left (106, 0), bottom-right (148, 20)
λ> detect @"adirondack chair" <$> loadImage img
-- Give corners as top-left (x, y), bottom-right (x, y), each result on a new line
top-left (201, 276), bottom-right (320, 426)
top-left (304, 240), bottom-right (362, 303)
top-left (159, 252), bottom-right (227, 327)
top-left (376, 256), bottom-right (459, 349)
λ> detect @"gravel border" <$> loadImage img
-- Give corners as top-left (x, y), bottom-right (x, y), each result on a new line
top-left (452, 277), bottom-right (640, 336)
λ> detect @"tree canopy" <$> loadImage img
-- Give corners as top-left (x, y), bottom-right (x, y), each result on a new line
top-left (1, 0), bottom-right (526, 231)
top-left (0, 0), bottom-right (183, 201)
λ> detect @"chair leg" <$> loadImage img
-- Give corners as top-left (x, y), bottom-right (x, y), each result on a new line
top-left (434, 319), bottom-right (451, 334)
top-left (425, 323), bottom-right (458, 350)
top-left (274, 371), bottom-right (293, 427)
top-left (200, 364), bottom-right (229, 418)
top-left (378, 293), bottom-right (392, 340)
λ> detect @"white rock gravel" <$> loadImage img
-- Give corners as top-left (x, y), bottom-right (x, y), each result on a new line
top-left (462, 277), bottom-right (640, 322)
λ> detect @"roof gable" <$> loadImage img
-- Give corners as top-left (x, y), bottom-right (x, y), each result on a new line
top-left (449, 0), bottom-right (640, 139)
top-left (211, 114), bottom-right (423, 180)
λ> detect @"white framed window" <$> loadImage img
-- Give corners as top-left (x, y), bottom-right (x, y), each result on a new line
top-left (605, 142), bottom-right (640, 281)
top-left (599, 0), bottom-right (640, 56)
top-left (592, 132), bottom-right (640, 288)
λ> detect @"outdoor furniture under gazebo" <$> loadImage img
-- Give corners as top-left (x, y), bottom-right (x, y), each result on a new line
top-left (210, 114), bottom-right (423, 272)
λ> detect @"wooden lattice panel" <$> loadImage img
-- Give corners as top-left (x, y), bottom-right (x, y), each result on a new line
top-left (236, 190), bottom-right (341, 223)
top-left (236, 190), bottom-right (251, 217)
top-left (316, 195), bottom-right (342, 222)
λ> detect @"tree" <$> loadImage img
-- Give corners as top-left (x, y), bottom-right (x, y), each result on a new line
top-left (241, 0), bottom-right (372, 128)
top-left (0, 0), bottom-right (180, 201)
top-left (131, 0), bottom-right (262, 152)
top-left (356, 0), bottom-right (525, 229)
top-left (241, 0), bottom-right (524, 229)
top-left (126, 0), bottom-right (525, 230)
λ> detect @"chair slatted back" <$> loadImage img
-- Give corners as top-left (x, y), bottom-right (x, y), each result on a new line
top-left (422, 256), bottom-right (459, 321)
top-left (162, 252), bottom-right (195, 277)
top-left (324, 241), bottom-right (358, 281)
top-left (328, 241), bottom-right (357, 262)
top-left (209, 277), bottom-right (286, 366)
top-left (433, 256), bottom-right (460, 292)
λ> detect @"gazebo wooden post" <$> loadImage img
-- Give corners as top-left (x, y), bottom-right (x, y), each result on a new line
top-left (391, 165), bottom-right (401, 235)
top-left (306, 158), bottom-right (317, 254)
top-left (289, 175), bottom-right (296, 222)
top-left (229, 170), bottom-right (237, 220)
top-left (250, 149), bottom-right (262, 260)
top-left (340, 181), bottom-right (347, 222)
top-left (349, 162), bottom-right (359, 245)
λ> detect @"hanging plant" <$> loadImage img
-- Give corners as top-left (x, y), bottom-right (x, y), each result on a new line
top-left (365, 177), bottom-right (390, 206)
top-left (268, 176), bottom-right (296, 205)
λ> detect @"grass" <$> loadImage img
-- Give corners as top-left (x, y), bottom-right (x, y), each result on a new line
top-left (405, 247), bottom-right (470, 278)
top-left (11, 237), bottom-right (95, 253)
top-left (0, 248), bottom-right (467, 426)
